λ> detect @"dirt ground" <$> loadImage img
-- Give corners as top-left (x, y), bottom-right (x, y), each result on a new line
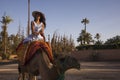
top-left (0, 61), bottom-right (120, 80)
top-left (65, 62), bottom-right (120, 80)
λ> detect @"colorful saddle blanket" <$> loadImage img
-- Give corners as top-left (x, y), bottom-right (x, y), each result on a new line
top-left (16, 41), bottom-right (49, 65)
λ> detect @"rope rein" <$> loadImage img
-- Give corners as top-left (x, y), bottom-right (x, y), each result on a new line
top-left (57, 56), bottom-right (69, 80)
top-left (57, 73), bottom-right (65, 80)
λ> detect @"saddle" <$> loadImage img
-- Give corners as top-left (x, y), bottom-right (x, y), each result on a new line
top-left (16, 41), bottom-right (51, 65)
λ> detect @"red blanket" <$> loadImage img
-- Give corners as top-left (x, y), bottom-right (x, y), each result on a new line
top-left (16, 41), bottom-right (50, 65)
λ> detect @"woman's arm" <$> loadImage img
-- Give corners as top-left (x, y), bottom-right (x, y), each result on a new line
top-left (31, 21), bottom-right (35, 35)
top-left (40, 24), bottom-right (46, 41)
top-left (31, 21), bottom-right (39, 35)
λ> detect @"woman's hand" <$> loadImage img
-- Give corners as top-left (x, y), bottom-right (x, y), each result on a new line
top-left (33, 32), bottom-right (39, 35)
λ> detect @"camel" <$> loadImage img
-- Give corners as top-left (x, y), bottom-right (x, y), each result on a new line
top-left (18, 49), bottom-right (80, 80)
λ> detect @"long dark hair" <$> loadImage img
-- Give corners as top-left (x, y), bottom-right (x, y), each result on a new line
top-left (33, 11), bottom-right (46, 28)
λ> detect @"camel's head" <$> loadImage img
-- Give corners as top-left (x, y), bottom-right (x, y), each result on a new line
top-left (55, 54), bottom-right (80, 71)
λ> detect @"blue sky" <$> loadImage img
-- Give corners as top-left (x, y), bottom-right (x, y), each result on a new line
top-left (0, 0), bottom-right (120, 46)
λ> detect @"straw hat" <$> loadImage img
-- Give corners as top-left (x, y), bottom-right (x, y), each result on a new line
top-left (32, 11), bottom-right (45, 19)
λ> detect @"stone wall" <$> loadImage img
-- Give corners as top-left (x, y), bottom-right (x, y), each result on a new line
top-left (71, 49), bottom-right (120, 61)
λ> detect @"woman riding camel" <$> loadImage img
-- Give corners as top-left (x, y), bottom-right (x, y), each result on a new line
top-left (16, 11), bottom-right (54, 65)
top-left (23, 11), bottom-right (46, 43)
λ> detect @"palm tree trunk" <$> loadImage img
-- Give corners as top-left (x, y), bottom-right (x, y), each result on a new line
top-left (85, 23), bottom-right (86, 33)
top-left (3, 25), bottom-right (7, 59)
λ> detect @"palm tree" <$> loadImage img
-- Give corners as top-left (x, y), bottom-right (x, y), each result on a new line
top-left (77, 29), bottom-right (92, 45)
top-left (81, 29), bottom-right (86, 44)
top-left (81, 18), bottom-right (89, 32)
top-left (81, 18), bottom-right (89, 45)
top-left (95, 33), bottom-right (100, 41)
top-left (77, 35), bottom-right (83, 45)
top-left (27, 0), bottom-right (30, 36)
top-left (94, 33), bottom-right (103, 45)
top-left (77, 30), bottom-right (85, 45)
top-left (85, 32), bottom-right (92, 44)
top-left (0, 15), bottom-right (13, 59)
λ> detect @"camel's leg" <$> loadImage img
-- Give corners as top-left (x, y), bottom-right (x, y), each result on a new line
top-left (22, 73), bottom-right (25, 80)
top-left (18, 73), bottom-right (22, 80)
top-left (17, 73), bottom-right (26, 80)
top-left (34, 76), bottom-right (37, 80)
top-left (29, 74), bottom-right (36, 80)
top-left (37, 76), bottom-right (42, 80)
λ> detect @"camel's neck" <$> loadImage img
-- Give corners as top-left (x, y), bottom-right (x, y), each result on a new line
top-left (48, 65), bottom-right (66, 80)
top-left (40, 62), bottom-right (66, 80)
top-left (37, 52), bottom-right (63, 80)
top-left (30, 51), bottom-right (66, 80)
top-left (47, 66), bottom-right (61, 80)
top-left (26, 49), bottom-right (80, 80)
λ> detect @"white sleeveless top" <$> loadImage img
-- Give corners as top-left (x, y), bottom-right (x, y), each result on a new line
top-left (34, 21), bottom-right (42, 33)
top-left (32, 21), bottom-right (44, 40)
top-left (23, 21), bottom-right (44, 43)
